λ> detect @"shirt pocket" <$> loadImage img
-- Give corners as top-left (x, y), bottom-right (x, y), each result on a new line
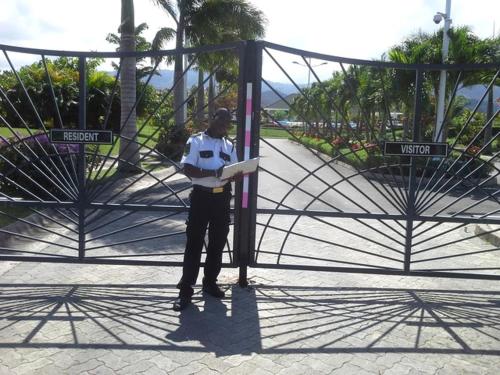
top-left (219, 151), bottom-right (231, 162)
top-left (199, 150), bottom-right (214, 158)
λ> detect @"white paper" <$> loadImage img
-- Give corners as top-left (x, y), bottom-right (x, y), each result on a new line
top-left (220, 157), bottom-right (260, 180)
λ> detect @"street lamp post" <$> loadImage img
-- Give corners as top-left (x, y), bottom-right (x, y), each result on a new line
top-left (292, 57), bottom-right (327, 88)
top-left (433, 0), bottom-right (452, 142)
top-left (292, 58), bottom-right (328, 133)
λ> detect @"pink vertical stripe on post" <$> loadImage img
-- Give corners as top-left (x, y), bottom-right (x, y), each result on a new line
top-left (242, 192), bottom-right (249, 208)
top-left (246, 98), bottom-right (252, 116)
top-left (242, 83), bottom-right (253, 208)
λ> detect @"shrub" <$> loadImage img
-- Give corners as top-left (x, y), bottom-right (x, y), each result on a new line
top-left (295, 135), bottom-right (492, 179)
top-left (155, 124), bottom-right (193, 161)
top-left (0, 133), bottom-right (78, 200)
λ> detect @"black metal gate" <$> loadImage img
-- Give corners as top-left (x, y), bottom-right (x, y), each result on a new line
top-left (238, 41), bottom-right (500, 280)
top-left (0, 41), bottom-right (499, 280)
top-left (0, 41), bottom-right (246, 268)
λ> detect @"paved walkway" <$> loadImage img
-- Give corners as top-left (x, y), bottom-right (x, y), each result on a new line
top-left (0, 258), bottom-right (500, 374)
top-left (0, 140), bottom-right (499, 374)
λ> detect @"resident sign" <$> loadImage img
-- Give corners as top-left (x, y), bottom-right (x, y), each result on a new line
top-left (384, 142), bottom-right (448, 157)
top-left (50, 129), bottom-right (113, 145)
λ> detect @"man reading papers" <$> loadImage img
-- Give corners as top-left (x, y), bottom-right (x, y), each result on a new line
top-left (220, 157), bottom-right (259, 180)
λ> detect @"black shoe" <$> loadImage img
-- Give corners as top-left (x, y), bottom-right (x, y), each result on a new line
top-left (202, 283), bottom-right (225, 298)
top-left (173, 296), bottom-right (191, 311)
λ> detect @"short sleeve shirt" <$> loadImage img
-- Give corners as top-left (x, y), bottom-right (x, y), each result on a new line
top-left (180, 132), bottom-right (238, 188)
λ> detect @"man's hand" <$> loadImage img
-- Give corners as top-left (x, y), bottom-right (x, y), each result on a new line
top-left (230, 171), bottom-right (244, 182)
top-left (222, 171), bottom-right (243, 182)
top-left (215, 166), bottom-right (224, 178)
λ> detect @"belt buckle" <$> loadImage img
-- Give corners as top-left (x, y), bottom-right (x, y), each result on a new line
top-left (212, 187), bottom-right (224, 193)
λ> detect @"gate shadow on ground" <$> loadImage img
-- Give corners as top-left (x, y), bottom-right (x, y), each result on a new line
top-left (0, 283), bottom-right (499, 356)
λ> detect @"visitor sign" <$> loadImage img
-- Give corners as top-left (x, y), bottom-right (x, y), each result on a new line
top-left (50, 129), bottom-right (113, 145)
top-left (384, 142), bottom-right (448, 157)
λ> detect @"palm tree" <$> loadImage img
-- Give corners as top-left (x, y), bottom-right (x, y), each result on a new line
top-left (388, 26), bottom-right (497, 141)
top-left (117, 0), bottom-right (141, 173)
top-left (461, 35), bottom-right (500, 154)
top-left (107, 22), bottom-right (159, 80)
top-left (150, 0), bottom-right (266, 128)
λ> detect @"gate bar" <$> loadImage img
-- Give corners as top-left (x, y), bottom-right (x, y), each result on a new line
top-left (78, 57), bottom-right (86, 259)
top-left (404, 69), bottom-right (424, 272)
top-left (235, 40), bottom-right (262, 287)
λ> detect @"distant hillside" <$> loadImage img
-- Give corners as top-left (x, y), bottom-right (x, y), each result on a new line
top-left (138, 69), bottom-right (300, 107)
top-left (135, 70), bottom-right (499, 112)
top-left (457, 85), bottom-right (500, 112)
top-left (146, 69), bottom-right (199, 88)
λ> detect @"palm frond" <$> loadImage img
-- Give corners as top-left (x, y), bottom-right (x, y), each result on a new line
top-left (151, 27), bottom-right (177, 64)
top-left (135, 22), bottom-right (149, 36)
top-left (150, 0), bottom-right (179, 24)
top-left (189, 0), bottom-right (266, 44)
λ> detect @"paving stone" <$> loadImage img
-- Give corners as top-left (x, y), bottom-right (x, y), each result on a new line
top-left (88, 365), bottom-right (120, 375)
top-left (32, 364), bottom-right (68, 375)
top-left (98, 352), bottom-right (132, 371)
top-left (276, 360), bottom-right (321, 374)
top-left (222, 353), bottom-right (256, 367)
top-left (330, 362), bottom-right (373, 375)
top-left (193, 368), bottom-right (221, 375)
top-left (9, 357), bottom-right (54, 375)
top-left (225, 360), bottom-right (274, 375)
top-left (149, 352), bottom-right (180, 372)
top-left (294, 355), bottom-right (335, 374)
top-left (199, 353), bottom-right (236, 373)
top-left (170, 361), bottom-right (207, 375)
top-left (66, 359), bottom-right (104, 373)
top-left (1, 210), bottom-right (500, 375)
top-left (116, 359), bottom-right (161, 374)
top-left (383, 362), bottom-right (415, 375)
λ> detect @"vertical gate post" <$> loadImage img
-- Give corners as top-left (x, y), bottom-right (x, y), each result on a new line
top-left (78, 57), bottom-right (87, 259)
top-left (234, 40), bottom-right (262, 287)
top-left (404, 69), bottom-right (424, 272)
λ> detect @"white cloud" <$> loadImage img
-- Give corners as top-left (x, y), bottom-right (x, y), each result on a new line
top-left (252, 0), bottom-right (498, 59)
top-left (0, 0), bottom-right (498, 79)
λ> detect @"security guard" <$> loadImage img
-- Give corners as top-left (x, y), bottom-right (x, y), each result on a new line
top-left (174, 108), bottom-right (238, 311)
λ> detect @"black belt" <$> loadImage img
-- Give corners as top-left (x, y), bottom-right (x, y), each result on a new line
top-left (192, 184), bottom-right (230, 194)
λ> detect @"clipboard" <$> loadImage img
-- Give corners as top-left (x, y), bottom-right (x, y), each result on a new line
top-left (220, 157), bottom-right (260, 180)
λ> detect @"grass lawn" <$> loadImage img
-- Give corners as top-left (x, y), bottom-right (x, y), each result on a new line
top-left (260, 127), bottom-right (295, 138)
top-left (228, 126), bottom-right (293, 139)
top-left (1, 121), bottom-right (160, 155)
top-left (0, 127), bottom-right (34, 138)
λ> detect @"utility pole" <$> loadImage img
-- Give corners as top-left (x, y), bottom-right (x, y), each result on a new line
top-left (433, 0), bottom-right (452, 143)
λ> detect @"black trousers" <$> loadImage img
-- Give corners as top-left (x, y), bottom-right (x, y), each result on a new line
top-left (177, 185), bottom-right (231, 297)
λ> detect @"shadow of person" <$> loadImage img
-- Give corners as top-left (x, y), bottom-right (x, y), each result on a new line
top-left (165, 286), bottom-right (261, 357)
top-left (165, 301), bottom-right (204, 342)
top-left (165, 294), bottom-right (232, 354)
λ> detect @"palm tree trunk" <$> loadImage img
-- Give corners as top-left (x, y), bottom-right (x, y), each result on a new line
top-left (208, 76), bottom-right (215, 120)
top-left (196, 69), bottom-right (205, 129)
top-left (483, 88), bottom-right (493, 155)
top-left (118, 0), bottom-right (141, 173)
top-left (380, 108), bottom-right (386, 139)
top-left (173, 8), bottom-right (186, 130)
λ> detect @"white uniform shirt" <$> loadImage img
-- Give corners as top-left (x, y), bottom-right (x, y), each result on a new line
top-left (180, 132), bottom-right (238, 188)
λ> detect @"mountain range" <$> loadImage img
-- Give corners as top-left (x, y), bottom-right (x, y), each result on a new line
top-left (143, 69), bottom-right (499, 112)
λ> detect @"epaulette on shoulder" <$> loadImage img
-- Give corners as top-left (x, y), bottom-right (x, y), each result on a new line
top-left (190, 132), bottom-right (203, 140)
top-left (223, 136), bottom-right (234, 144)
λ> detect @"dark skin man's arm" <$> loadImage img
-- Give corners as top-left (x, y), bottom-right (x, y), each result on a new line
top-left (183, 163), bottom-right (223, 178)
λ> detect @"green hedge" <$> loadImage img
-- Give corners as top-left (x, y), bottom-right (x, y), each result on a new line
top-left (295, 135), bottom-right (493, 178)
